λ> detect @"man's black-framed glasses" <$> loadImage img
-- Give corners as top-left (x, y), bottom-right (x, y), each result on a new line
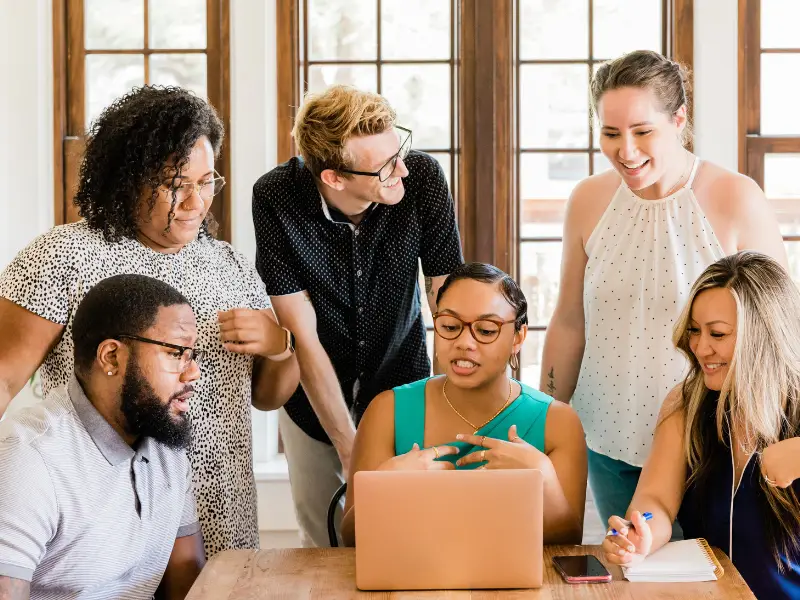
top-left (115, 334), bottom-right (206, 374)
top-left (339, 126), bottom-right (412, 182)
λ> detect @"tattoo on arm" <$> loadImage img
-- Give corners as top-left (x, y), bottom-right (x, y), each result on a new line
top-left (546, 367), bottom-right (556, 395)
top-left (0, 576), bottom-right (30, 600)
top-left (424, 277), bottom-right (433, 295)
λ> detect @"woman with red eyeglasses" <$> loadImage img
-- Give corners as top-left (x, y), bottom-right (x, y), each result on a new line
top-left (340, 262), bottom-right (588, 547)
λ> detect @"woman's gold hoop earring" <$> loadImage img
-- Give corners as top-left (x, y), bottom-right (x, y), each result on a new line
top-left (509, 352), bottom-right (520, 370)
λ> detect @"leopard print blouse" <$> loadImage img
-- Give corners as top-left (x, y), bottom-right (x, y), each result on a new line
top-left (0, 220), bottom-right (270, 557)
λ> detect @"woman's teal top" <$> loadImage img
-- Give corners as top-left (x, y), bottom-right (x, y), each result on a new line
top-left (392, 377), bottom-right (553, 469)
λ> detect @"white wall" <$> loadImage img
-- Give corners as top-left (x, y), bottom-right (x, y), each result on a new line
top-left (0, 0), bottom-right (54, 412)
top-left (0, 0), bottom-right (54, 268)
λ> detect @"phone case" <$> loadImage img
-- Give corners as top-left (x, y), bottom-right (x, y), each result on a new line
top-left (553, 558), bottom-right (612, 584)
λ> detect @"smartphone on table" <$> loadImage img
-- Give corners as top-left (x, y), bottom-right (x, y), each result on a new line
top-left (552, 555), bottom-right (612, 584)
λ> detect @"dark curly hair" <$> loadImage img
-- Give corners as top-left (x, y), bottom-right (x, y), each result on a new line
top-left (74, 85), bottom-right (224, 242)
top-left (436, 262), bottom-right (528, 331)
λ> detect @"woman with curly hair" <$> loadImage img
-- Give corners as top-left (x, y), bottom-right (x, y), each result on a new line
top-left (0, 86), bottom-right (300, 557)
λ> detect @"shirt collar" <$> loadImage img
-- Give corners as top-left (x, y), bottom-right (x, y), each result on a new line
top-left (68, 375), bottom-right (136, 466)
top-left (319, 192), bottom-right (377, 231)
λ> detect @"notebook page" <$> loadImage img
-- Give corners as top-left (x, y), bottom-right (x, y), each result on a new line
top-left (623, 539), bottom-right (717, 578)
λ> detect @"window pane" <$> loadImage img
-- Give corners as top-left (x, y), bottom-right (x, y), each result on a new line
top-left (427, 152), bottom-right (452, 188)
top-left (764, 154), bottom-right (800, 236)
top-left (520, 65), bottom-right (589, 149)
top-left (382, 64), bottom-right (450, 149)
top-left (593, 151), bottom-right (613, 174)
top-left (150, 54), bottom-right (207, 99)
top-left (771, 200), bottom-right (800, 237)
top-left (521, 152), bottom-right (588, 200)
top-left (85, 55), bottom-right (145, 129)
top-left (521, 199), bottom-right (565, 239)
top-left (84, 0), bottom-right (144, 50)
top-left (785, 242), bottom-right (800, 289)
top-left (520, 329), bottom-right (546, 387)
top-left (519, 242), bottom-right (563, 327)
top-left (149, 0), bottom-right (206, 50)
top-left (761, 0), bottom-right (800, 49)
top-left (307, 65), bottom-right (378, 94)
top-left (381, 0), bottom-right (450, 60)
top-left (593, 0), bottom-right (662, 60)
top-left (519, 0), bottom-right (588, 60)
top-left (761, 54), bottom-right (800, 135)
top-left (307, 0), bottom-right (377, 60)
top-left (764, 154), bottom-right (800, 199)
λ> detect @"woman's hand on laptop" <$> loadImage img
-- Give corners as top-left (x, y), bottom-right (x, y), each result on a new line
top-left (454, 425), bottom-right (551, 471)
top-left (378, 443), bottom-right (458, 471)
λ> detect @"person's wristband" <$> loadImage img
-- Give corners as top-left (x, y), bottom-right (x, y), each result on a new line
top-left (266, 327), bottom-right (295, 362)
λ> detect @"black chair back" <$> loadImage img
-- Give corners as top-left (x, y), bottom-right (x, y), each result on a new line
top-left (327, 482), bottom-right (348, 547)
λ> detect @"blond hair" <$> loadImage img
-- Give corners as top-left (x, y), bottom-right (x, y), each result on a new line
top-left (291, 85), bottom-right (396, 178)
top-left (591, 50), bottom-right (693, 146)
top-left (671, 251), bottom-right (800, 567)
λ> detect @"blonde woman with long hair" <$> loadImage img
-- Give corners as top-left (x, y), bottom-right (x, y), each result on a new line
top-left (602, 252), bottom-right (800, 599)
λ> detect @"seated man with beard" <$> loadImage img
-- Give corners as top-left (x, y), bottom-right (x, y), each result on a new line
top-left (0, 274), bottom-right (205, 600)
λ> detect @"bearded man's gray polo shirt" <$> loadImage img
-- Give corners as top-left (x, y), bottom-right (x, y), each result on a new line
top-left (0, 376), bottom-right (199, 599)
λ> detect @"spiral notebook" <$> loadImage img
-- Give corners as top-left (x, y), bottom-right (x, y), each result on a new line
top-left (622, 539), bottom-right (725, 582)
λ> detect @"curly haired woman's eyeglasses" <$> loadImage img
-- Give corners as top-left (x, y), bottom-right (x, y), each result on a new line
top-left (161, 170), bottom-right (226, 204)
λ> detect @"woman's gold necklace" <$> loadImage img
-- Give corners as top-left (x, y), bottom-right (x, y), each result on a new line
top-left (442, 377), bottom-right (514, 434)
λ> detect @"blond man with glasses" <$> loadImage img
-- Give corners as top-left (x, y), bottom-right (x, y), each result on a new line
top-left (0, 86), bottom-right (300, 558)
top-left (253, 85), bottom-right (463, 547)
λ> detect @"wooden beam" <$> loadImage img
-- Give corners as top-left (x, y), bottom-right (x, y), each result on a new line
top-left (53, 0), bottom-right (67, 225)
top-left (458, 0), bottom-right (515, 272)
top-left (276, 0), bottom-right (300, 164)
top-left (672, 0), bottom-right (694, 152)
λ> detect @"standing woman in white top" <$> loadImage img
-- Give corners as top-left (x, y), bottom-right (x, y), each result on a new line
top-left (541, 50), bottom-right (787, 529)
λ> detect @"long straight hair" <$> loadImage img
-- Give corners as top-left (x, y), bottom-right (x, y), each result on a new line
top-left (671, 251), bottom-right (800, 566)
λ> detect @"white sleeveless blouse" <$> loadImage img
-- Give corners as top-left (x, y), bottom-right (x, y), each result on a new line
top-left (571, 159), bottom-right (726, 466)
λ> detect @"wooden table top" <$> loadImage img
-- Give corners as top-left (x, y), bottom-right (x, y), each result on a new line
top-left (186, 545), bottom-right (755, 599)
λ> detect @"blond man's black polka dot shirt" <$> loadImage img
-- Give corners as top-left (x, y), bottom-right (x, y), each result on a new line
top-left (252, 150), bottom-right (463, 442)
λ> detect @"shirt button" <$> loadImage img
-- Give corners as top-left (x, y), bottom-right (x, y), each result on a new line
top-left (354, 229), bottom-right (360, 236)
top-left (358, 340), bottom-right (365, 347)
top-left (358, 306), bottom-right (364, 314)
top-left (356, 269), bottom-right (362, 277)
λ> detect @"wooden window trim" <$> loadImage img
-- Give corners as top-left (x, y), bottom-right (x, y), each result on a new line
top-left (52, 0), bottom-right (232, 242)
top-left (738, 0), bottom-right (800, 202)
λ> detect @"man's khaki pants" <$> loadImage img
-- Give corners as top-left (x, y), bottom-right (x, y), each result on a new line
top-left (279, 409), bottom-right (346, 547)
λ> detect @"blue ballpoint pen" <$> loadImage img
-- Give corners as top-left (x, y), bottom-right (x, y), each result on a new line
top-left (606, 511), bottom-right (653, 536)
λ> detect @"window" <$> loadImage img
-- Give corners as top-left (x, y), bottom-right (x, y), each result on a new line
top-left (52, 0), bottom-right (232, 240)
top-left (516, 0), bottom-right (685, 382)
top-left (739, 0), bottom-right (800, 284)
top-left (277, 1), bottom-right (692, 389)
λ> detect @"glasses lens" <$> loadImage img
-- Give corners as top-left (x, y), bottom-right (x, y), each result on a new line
top-left (212, 177), bottom-right (225, 196)
top-left (177, 348), bottom-right (205, 373)
top-left (472, 320), bottom-right (501, 343)
top-left (399, 130), bottom-right (411, 159)
top-left (434, 315), bottom-right (463, 340)
top-left (378, 157), bottom-right (397, 182)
